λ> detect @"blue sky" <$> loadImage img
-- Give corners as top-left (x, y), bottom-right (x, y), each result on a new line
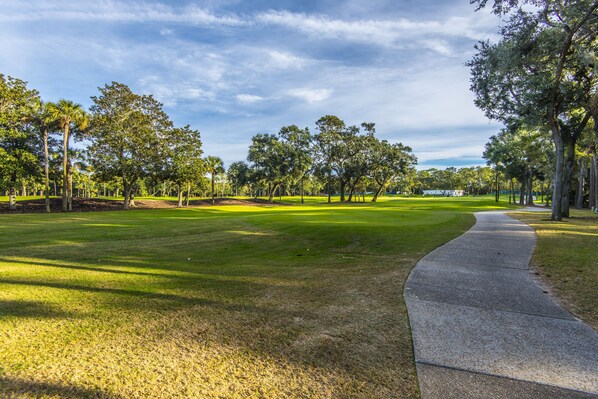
top-left (0, 0), bottom-right (503, 169)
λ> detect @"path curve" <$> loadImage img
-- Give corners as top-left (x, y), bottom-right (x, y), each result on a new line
top-left (405, 211), bottom-right (598, 399)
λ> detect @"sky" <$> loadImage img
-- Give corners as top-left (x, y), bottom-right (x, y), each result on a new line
top-left (0, 0), bottom-right (504, 169)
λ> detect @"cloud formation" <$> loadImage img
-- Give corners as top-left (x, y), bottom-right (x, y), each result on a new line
top-left (0, 0), bottom-right (502, 168)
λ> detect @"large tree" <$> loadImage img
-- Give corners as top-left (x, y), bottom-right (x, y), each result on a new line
top-left (278, 125), bottom-right (312, 203)
top-left (469, 0), bottom-right (598, 220)
top-left (88, 82), bottom-right (172, 209)
top-left (47, 99), bottom-right (88, 211)
top-left (165, 125), bottom-right (203, 207)
top-left (0, 74), bottom-right (41, 210)
top-left (369, 139), bottom-right (416, 202)
top-left (313, 115), bottom-right (362, 202)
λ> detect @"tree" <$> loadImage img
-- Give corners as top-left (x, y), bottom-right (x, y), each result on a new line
top-left (165, 125), bottom-right (203, 207)
top-left (0, 74), bottom-right (41, 210)
top-left (469, 0), bottom-right (598, 220)
top-left (204, 156), bottom-right (224, 204)
top-left (227, 161), bottom-right (251, 197)
top-left (278, 125), bottom-right (312, 203)
top-left (313, 115), bottom-right (361, 202)
top-left (484, 127), bottom-right (552, 205)
top-left (369, 139), bottom-right (416, 202)
top-left (247, 126), bottom-right (312, 203)
top-left (32, 102), bottom-right (61, 212)
top-left (47, 99), bottom-right (88, 211)
top-left (88, 82), bottom-right (172, 210)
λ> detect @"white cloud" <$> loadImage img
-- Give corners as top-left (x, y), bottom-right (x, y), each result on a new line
top-left (255, 9), bottom-right (499, 52)
top-left (287, 88), bottom-right (332, 103)
top-left (267, 50), bottom-right (308, 69)
top-left (236, 94), bottom-right (264, 103)
top-left (420, 40), bottom-right (454, 57)
top-left (0, 1), bottom-right (244, 25)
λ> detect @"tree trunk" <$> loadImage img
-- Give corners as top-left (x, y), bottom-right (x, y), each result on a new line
top-left (510, 179), bottom-right (514, 205)
top-left (67, 162), bottom-right (73, 211)
top-left (575, 157), bottom-right (587, 209)
top-left (185, 182), bottom-right (191, 207)
top-left (211, 173), bottom-right (215, 205)
top-left (62, 125), bottom-right (69, 212)
top-left (591, 154), bottom-right (597, 211)
top-left (372, 180), bottom-right (386, 202)
top-left (527, 171), bottom-right (534, 206)
top-left (551, 132), bottom-right (564, 221)
top-left (122, 178), bottom-right (132, 210)
top-left (177, 188), bottom-right (183, 207)
top-left (519, 181), bottom-right (525, 205)
top-left (494, 169), bottom-right (499, 202)
top-left (340, 179), bottom-right (346, 202)
top-left (561, 137), bottom-right (575, 217)
top-left (268, 184), bottom-right (279, 203)
top-left (8, 186), bottom-right (17, 210)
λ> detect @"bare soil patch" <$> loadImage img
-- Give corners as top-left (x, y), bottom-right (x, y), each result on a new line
top-left (0, 197), bottom-right (272, 214)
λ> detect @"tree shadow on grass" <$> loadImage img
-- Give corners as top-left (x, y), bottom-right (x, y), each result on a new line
top-left (0, 299), bottom-right (73, 319)
top-left (0, 375), bottom-right (124, 399)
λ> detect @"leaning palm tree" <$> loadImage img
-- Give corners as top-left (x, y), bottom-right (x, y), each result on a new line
top-left (47, 100), bottom-right (88, 211)
top-left (204, 156), bottom-right (224, 205)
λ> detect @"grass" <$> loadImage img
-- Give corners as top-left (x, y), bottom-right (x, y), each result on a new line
top-left (511, 209), bottom-right (598, 329)
top-left (0, 196), bottom-right (513, 398)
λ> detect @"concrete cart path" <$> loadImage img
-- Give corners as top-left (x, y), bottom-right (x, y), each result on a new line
top-left (405, 211), bottom-right (598, 399)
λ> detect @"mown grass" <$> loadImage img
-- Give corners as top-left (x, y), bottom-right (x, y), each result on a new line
top-left (511, 209), bottom-right (598, 329)
top-left (0, 196), bottom-right (513, 398)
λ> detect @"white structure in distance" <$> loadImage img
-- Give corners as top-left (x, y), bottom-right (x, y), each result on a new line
top-left (422, 190), bottom-right (465, 197)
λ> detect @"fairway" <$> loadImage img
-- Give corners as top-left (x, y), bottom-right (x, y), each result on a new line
top-left (0, 197), bottom-right (512, 398)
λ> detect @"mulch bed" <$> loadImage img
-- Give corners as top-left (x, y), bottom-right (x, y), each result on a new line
top-left (0, 197), bottom-right (273, 214)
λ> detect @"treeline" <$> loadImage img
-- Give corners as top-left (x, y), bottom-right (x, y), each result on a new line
top-left (468, 0), bottom-right (598, 220)
top-left (0, 75), bottom-right (418, 211)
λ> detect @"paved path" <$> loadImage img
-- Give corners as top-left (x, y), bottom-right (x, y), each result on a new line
top-left (405, 211), bottom-right (598, 399)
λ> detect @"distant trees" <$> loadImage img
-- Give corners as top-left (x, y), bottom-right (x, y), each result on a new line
top-left (227, 161), bottom-right (251, 197)
top-left (204, 156), bottom-right (224, 204)
top-left (484, 128), bottom-right (552, 205)
top-left (247, 116), bottom-right (416, 202)
top-left (165, 125), bottom-right (203, 207)
top-left (1, 74), bottom-right (420, 209)
top-left (415, 166), bottom-right (496, 196)
top-left (248, 125), bottom-right (313, 203)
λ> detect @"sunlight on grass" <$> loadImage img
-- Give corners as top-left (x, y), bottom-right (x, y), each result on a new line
top-left (0, 196), bottom-right (514, 398)
top-left (512, 210), bottom-right (598, 329)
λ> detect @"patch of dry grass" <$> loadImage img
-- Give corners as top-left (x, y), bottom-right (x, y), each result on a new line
top-left (0, 197), bottom-right (511, 398)
top-left (512, 209), bottom-right (598, 329)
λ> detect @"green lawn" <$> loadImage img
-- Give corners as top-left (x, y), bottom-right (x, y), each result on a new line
top-left (511, 209), bottom-right (598, 329)
top-left (0, 196), bottom-right (513, 398)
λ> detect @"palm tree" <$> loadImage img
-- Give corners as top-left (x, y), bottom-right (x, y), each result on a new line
top-left (38, 102), bottom-right (60, 213)
top-left (204, 156), bottom-right (224, 205)
top-left (47, 100), bottom-right (88, 211)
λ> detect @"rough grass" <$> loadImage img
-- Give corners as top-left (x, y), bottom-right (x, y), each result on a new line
top-left (511, 209), bottom-right (598, 329)
top-left (0, 196), bottom-right (513, 398)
